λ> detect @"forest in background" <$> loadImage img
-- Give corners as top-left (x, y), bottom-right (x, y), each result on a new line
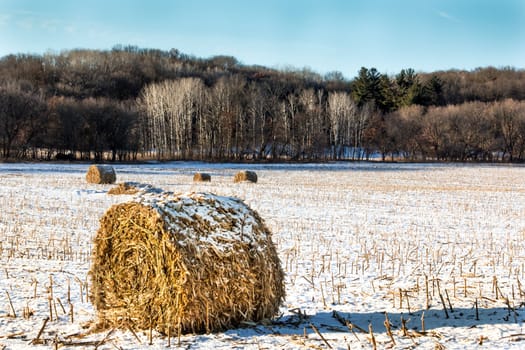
top-left (1, 45), bottom-right (525, 162)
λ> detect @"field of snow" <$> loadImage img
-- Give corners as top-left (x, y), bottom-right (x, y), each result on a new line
top-left (2, 161), bottom-right (525, 349)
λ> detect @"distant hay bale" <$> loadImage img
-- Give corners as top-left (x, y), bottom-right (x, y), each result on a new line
top-left (89, 192), bottom-right (285, 335)
top-left (86, 165), bottom-right (116, 184)
top-left (233, 170), bottom-right (257, 183)
top-left (193, 172), bottom-right (211, 182)
top-left (107, 182), bottom-right (164, 196)
top-left (107, 182), bottom-right (140, 195)
top-left (107, 182), bottom-right (163, 195)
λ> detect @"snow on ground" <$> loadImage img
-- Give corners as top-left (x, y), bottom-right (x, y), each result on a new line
top-left (1, 161), bottom-right (525, 349)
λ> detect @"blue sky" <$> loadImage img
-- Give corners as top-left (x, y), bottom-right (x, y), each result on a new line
top-left (0, 0), bottom-right (523, 78)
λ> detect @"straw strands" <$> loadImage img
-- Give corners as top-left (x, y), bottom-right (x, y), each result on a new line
top-left (233, 170), bottom-right (257, 183)
top-left (89, 191), bottom-right (285, 335)
top-left (86, 165), bottom-right (116, 184)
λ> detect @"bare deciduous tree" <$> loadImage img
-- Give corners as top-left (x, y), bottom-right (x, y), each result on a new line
top-left (139, 78), bottom-right (205, 159)
top-left (327, 91), bottom-right (357, 159)
top-left (0, 81), bottom-right (46, 159)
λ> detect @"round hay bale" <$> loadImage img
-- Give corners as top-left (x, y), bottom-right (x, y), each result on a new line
top-left (107, 182), bottom-right (163, 196)
top-left (89, 192), bottom-right (285, 335)
top-left (233, 170), bottom-right (257, 183)
top-left (107, 182), bottom-right (140, 195)
top-left (193, 172), bottom-right (211, 182)
top-left (86, 165), bottom-right (116, 184)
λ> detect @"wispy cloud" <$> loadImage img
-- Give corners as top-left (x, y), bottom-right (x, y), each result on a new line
top-left (41, 19), bottom-right (60, 32)
top-left (17, 17), bottom-right (34, 30)
top-left (437, 10), bottom-right (461, 23)
top-left (0, 13), bottom-right (10, 26)
top-left (65, 25), bottom-right (76, 34)
top-left (8, 10), bottom-right (83, 37)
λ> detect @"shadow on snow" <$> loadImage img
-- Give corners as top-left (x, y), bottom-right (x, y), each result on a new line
top-left (203, 306), bottom-right (525, 341)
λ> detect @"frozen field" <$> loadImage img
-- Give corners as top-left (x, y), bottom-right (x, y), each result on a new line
top-left (1, 161), bottom-right (525, 349)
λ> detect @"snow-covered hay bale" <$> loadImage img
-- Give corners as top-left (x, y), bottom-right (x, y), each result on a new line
top-left (107, 182), bottom-right (140, 195)
top-left (233, 170), bottom-right (257, 183)
top-left (89, 192), bottom-right (285, 334)
top-left (193, 172), bottom-right (211, 182)
top-left (86, 165), bottom-right (116, 184)
top-left (107, 182), bottom-right (162, 196)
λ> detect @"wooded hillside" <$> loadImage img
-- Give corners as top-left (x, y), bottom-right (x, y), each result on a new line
top-left (1, 46), bottom-right (524, 162)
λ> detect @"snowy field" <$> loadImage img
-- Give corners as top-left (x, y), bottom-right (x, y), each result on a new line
top-left (2, 161), bottom-right (525, 349)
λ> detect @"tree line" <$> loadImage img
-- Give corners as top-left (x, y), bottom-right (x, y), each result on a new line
top-left (1, 46), bottom-right (525, 162)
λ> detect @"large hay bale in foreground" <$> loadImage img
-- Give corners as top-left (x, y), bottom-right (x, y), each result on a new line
top-left (89, 192), bottom-right (285, 334)
top-left (193, 172), bottom-right (211, 182)
top-left (86, 165), bottom-right (116, 184)
top-left (233, 170), bottom-right (257, 183)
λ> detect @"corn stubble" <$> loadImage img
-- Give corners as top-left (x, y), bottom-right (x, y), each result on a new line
top-left (2, 165), bottom-right (525, 348)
